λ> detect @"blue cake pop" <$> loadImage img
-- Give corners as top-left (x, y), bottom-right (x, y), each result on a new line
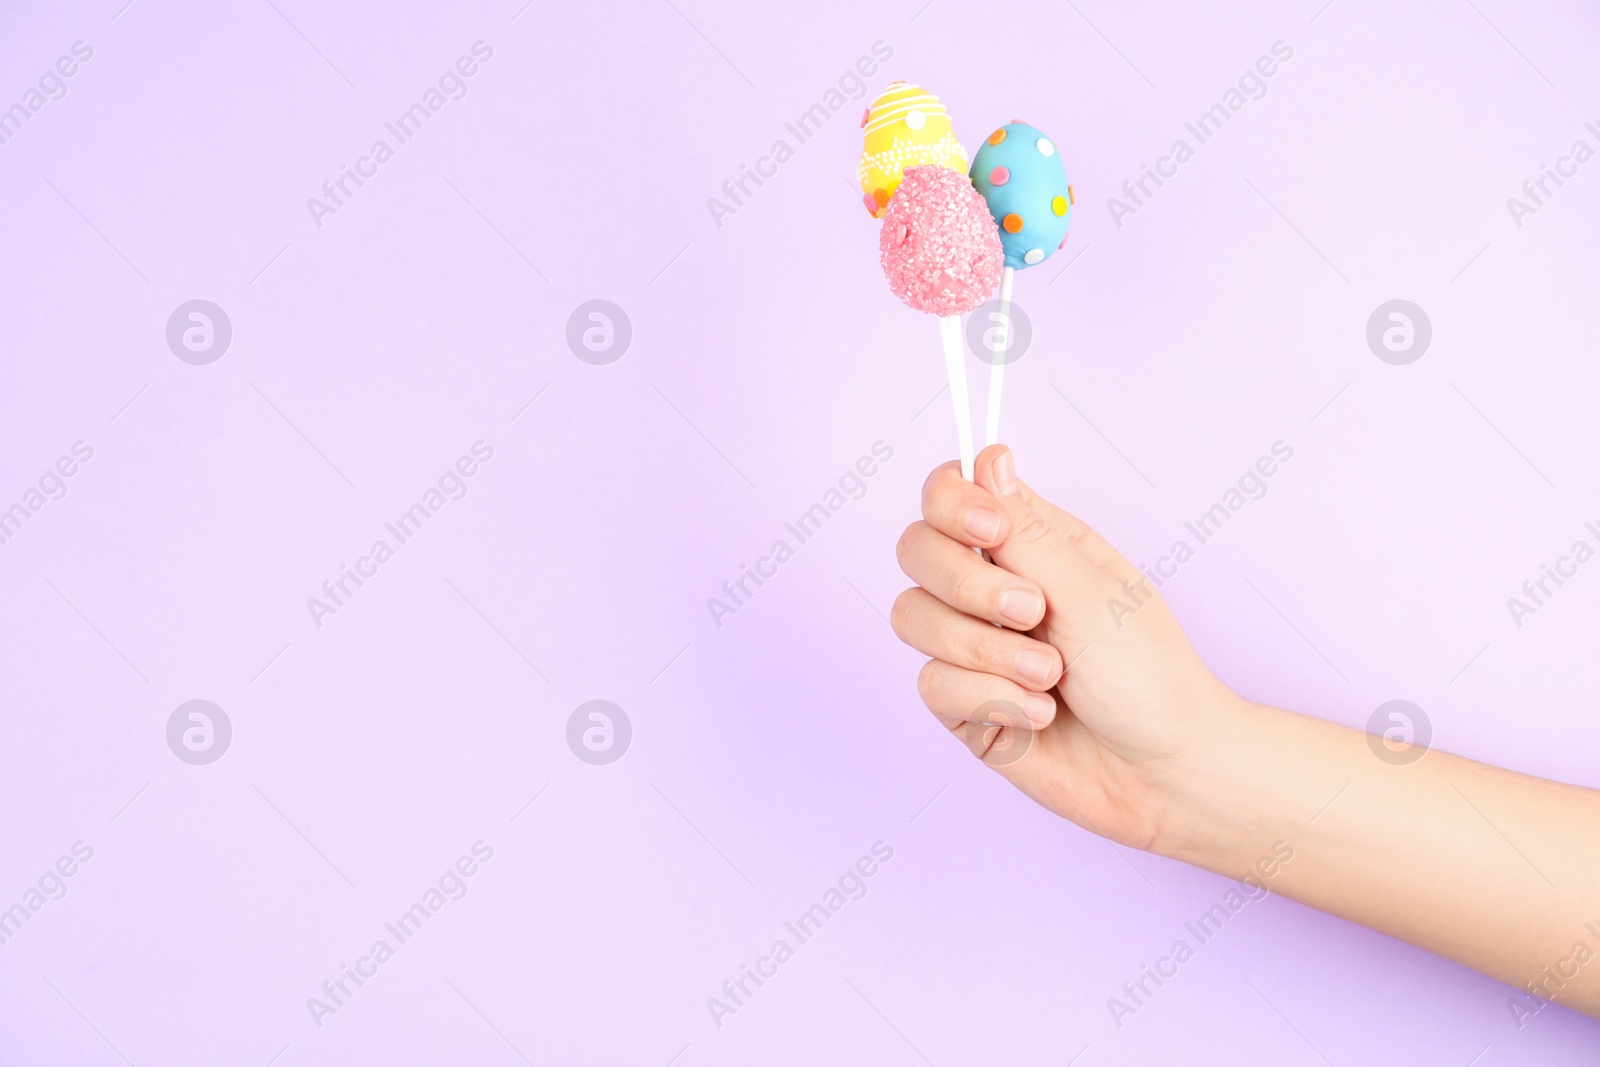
top-left (969, 121), bottom-right (1073, 270)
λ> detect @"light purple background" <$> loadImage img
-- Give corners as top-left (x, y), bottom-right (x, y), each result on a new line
top-left (3, 0), bottom-right (1599, 1063)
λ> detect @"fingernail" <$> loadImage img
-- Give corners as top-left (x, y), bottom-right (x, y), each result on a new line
top-left (964, 508), bottom-right (1001, 542)
top-left (997, 588), bottom-right (1043, 628)
top-left (1022, 692), bottom-right (1055, 726)
top-left (994, 449), bottom-right (1018, 496)
top-left (1015, 648), bottom-right (1056, 688)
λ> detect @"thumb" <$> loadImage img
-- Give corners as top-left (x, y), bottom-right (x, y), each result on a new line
top-left (973, 446), bottom-right (1124, 646)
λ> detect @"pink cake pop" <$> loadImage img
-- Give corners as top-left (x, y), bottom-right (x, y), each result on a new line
top-left (879, 165), bottom-right (1004, 318)
top-left (876, 164), bottom-right (1003, 481)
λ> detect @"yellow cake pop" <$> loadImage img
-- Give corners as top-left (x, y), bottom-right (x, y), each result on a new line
top-left (857, 81), bottom-right (970, 218)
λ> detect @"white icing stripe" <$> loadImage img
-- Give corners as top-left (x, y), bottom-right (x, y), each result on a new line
top-left (868, 100), bottom-right (944, 119)
top-left (864, 99), bottom-right (948, 133)
top-left (869, 86), bottom-right (935, 105)
top-left (868, 94), bottom-right (942, 117)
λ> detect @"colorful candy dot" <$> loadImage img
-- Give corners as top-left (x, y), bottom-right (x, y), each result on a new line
top-left (873, 188), bottom-right (890, 210)
top-left (905, 110), bottom-right (926, 130)
top-left (1068, 184), bottom-right (1075, 205)
top-left (1036, 138), bottom-right (1055, 156)
top-left (1052, 195), bottom-right (1068, 216)
top-left (989, 165), bottom-right (1010, 186)
top-left (988, 128), bottom-right (1007, 146)
top-left (860, 107), bottom-right (869, 128)
top-left (1058, 232), bottom-right (1070, 250)
top-left (1024, 248), bottom-right (1044, 265)
top-left (1002, 213), bottom-right (1024, 234)
top-left (862, 192), bottom-right (878, 214)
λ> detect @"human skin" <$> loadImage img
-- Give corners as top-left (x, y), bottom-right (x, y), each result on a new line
top-left (890, 444), bottom-right (1600, 1019)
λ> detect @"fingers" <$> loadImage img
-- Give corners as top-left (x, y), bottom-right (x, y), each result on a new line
top-left (896, 520), bottom-right (1046, 630)
top-left (973, 444), bottom-right (1134, 576)
top-left (968, 447), bottom-right (1127, 625)
top-left (891, 587), bottom-right (1063, 690)
top-left (952, 716), bottom-right (1039, 768)
top-left (923, 447), bottom-right (1133, 577)
top-left (917, 659), bottom-right (1057, 728)
top-left (920, 460), bottom-right (1010, 549)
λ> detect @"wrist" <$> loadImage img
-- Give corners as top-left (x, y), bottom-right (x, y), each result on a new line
top-left (1147, 693), bottom-right (1356, 878)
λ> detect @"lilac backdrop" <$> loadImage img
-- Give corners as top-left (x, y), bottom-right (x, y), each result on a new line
top-left (2, 0), bottom-right (1599, 1063)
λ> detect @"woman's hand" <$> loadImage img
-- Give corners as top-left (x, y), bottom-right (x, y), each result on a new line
top-left (893, 445), bottom-right (1600, 1020)
top-left (892, 444), bottom-right (1241, 852)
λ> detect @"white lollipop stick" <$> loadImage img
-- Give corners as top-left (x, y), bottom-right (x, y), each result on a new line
top-left (985, 265), bottom-right (1014, 448)
top-left (939, 314), bottom-right (975, 481)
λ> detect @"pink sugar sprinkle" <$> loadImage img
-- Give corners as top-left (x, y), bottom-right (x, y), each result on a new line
top-left (878, 166), bottom-right (1004, 317)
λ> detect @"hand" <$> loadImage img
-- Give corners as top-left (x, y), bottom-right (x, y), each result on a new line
top-left (896, 446), bottom-right (1600, 1017)
top-left (892, 445), bottom-right (1241, 852)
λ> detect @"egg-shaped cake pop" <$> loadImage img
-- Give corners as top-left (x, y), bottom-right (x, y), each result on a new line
top-left (969, 121), bottom-right (1073, 270)
top-left (858, 81), bottom-right (970, 219)
top-left (879, 165), bottom-right (1004, 317)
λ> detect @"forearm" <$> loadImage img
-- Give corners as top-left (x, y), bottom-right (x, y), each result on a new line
top-left (1157, 696), bottom-right (1600, 1015)
top-left (895, 450), bottom-right (1600, 1012)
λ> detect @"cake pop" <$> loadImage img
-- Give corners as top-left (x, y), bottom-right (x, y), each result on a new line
top-left (858, 81), bottom-right (969, 219)
top-left (969, 121), bottom-right (1074, 446)
top-left (879, 165), bottom-right (1004, 318)
top-left (879, 165), bottom-right (1004, 479)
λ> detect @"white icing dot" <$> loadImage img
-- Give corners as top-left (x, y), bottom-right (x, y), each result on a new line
top-left (906, 110), bottom-right (926, 130)
top-left (1037, 138), bottom-right (1055, 156)
top-left (1024, 248), bottom-right (1044, 265)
